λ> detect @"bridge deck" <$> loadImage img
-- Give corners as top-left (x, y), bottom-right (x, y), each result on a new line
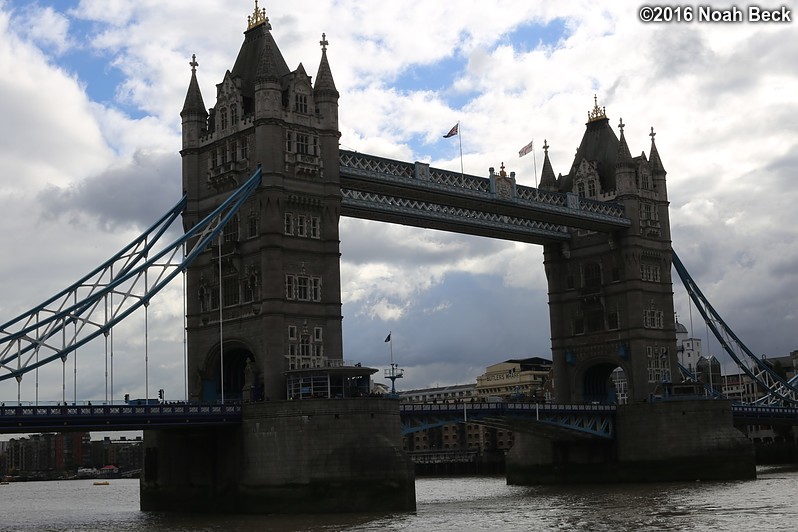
top-left (0, 403), bottom-right (242, 433)
top-left (2, 402), bottom-right (796, 434)
top-left (339, 150), bottom-right (631, 244)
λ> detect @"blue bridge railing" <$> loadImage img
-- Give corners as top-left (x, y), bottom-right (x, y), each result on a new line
top-left (0, 403), bottom-right (242, 433)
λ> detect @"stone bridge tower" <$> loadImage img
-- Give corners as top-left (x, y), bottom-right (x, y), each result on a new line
top-left (540, 98), bottom-right (678, 404)
top-left (180, 4), bottom-right (349, 402)
top-left (148, 3), bottom-right (414, 513)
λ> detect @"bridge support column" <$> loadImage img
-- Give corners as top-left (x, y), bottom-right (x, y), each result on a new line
top-left (141, 398), bottom-right (416, 513)
top-left (506, 400), bottom-right (755, 484)
top-left (614, 399), bottom-right (755, 481)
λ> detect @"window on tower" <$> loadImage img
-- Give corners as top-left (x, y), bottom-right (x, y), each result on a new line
top-left (220, 108), bottom-right (228, 130)
top-left (248, 212), bottom-right (258, 238)
top-left (240, 137), bottom-right (248, 159)
top-left (222, 276), bottom-right (239, 307)
top-left (297, 277), bottom-right (309, 300)
top-left (643, 308), bottom-right (664, 329)
top-left (300, 335), bottom-right (311, 357)
top-left (285, 274), bottom-right (322, 302)
top-left (296, 134), bottom-right (310, 154)
top-left (231, 104), bottom-right (238, 126)
top-left (641, 171), bottom-right (652, 190)
top-left (608, 306), bottom-right (620, 330)
top-left (295, 94), bottom-right (308, 114)
top-left (223, 214), bottom-right (239, 242)
top-left (583, 262), bottom-right (602, 290)
top-left (641, 263), bottom-right (661, 282)
top-left (309, 217), bottom-right (320, 238)
top-left (284, 213), bottom-right (294, 235)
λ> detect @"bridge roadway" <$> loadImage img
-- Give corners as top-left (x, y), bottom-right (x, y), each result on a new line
top-left (0, 403), bottom-right (241, 434)
top-left (1, 401), bottom-right (796, 435)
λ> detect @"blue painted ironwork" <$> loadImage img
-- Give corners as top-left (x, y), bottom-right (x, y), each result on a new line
top-left (0, 403), bottom-right (241, 433)
top-left (400, 402), bottom-right (616, 439)
top-left (341, 189), bottom-right (570, 242)
top-left (0, 167), bottom-right (263, 382)
top-left (673, 250), bottom-right (798, 405)
top-left (731, 404), bottom-right (798, 424)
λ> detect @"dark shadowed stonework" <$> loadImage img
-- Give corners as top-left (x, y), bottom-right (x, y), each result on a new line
top-left (141, 399), bottom-right (415, 513)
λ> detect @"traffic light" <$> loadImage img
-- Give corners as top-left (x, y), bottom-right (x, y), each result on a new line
top-left (158, 389), bottom-right (164, 401)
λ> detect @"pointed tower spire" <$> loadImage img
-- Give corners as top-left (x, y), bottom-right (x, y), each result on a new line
top-left (614, 118), bottom-right (638, 195)
top-left (181, 54), bottom-right (207, 120)
top-left (539, 140), bottom-right (558, 191)
top-left (648, 126), bottom-right (666, 175)
top-left (615, 118), bottom-right (634, 168)
top-left (314, 33), bottom-right (339, 99)
top-left (254, 35), bottom-right (285, 82)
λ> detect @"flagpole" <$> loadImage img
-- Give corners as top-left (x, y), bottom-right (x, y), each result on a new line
top-left (389, 331), bottom-right (393, 364)
top-left (532, 139), bottom-right (538, 188)
top-left (458, 121), bottom-right (464, 179)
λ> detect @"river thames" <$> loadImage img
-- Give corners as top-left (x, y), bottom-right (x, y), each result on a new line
top-left (1, 466), bottom-right (797, 531)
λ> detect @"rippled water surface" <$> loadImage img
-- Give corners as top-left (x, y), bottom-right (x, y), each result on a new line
top-left (1, 466), bottom-right (797, 531)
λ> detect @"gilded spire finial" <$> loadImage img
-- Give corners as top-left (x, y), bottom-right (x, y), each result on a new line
top-left (189, 54), bottom-right (198, 74)
top-left (499, 162), bottom-right (507, 177)
top-left (587, 94), bottom-right (607, 122)
top-left (543, 139), bottom-right (549, 154)
top-left (618, 118), bottom-right (624, 134)
top-left (649, 126), bottom-right (656, 141)
top-left (320, 32), bottom-right (329, 52)
top-left (247, 0), bottom-right (270, 31)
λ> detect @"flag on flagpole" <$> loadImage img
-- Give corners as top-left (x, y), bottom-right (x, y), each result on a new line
top-left (518, 139), bottom-right (534, 158)
top-left (443, 123), bottom-right (459, 138)
top-left (384, 333), bottom-right (391, 343)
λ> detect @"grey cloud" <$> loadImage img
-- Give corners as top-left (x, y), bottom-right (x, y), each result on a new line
top-left (37, 150), bottom-right (182, 233)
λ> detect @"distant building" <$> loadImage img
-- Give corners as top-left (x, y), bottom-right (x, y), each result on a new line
top-left (399, 383), bottom-right (476, 404)
top-left (475, 357), bottom-right (552, 401)
top-left (675, 321), bottom-right (703, 374)
top-left (696, 355), bottom-right (722, 391)
top-left (1, 433), bottom-right (142, 478)
top-left (398, 356), bottom-right (551, 472)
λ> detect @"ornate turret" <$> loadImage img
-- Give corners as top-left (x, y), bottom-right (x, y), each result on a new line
top-left (614, 118), bottom-right (637, 195)
top-left (562, 96), bottom-right (619, 195)
top-left (648, 127), bottom-right (666, 176)
top-left (181, 54), bottom-right (208, 148)
top-left (314, 34), bottom-right (339, 98)
top-left (539, 140), bottom-right (558, 191)
top-left (314, 33), bottom-right (339, 130)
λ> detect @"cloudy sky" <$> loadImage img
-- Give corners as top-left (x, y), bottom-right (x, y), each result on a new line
top-left (0, 0), bottom-right (796, 406)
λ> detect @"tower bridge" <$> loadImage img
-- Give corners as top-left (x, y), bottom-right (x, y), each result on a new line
top-left (3, 0), bottom-right (792, 515)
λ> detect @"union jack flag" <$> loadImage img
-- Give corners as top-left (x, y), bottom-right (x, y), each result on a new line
top-left (443, 123), bottom-right (459, 138)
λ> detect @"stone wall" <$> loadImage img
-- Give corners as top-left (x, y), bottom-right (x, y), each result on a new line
top-left (141, 398), bottom-right (415, 513)
top-left (506, 399), bottom-right (755, 484)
